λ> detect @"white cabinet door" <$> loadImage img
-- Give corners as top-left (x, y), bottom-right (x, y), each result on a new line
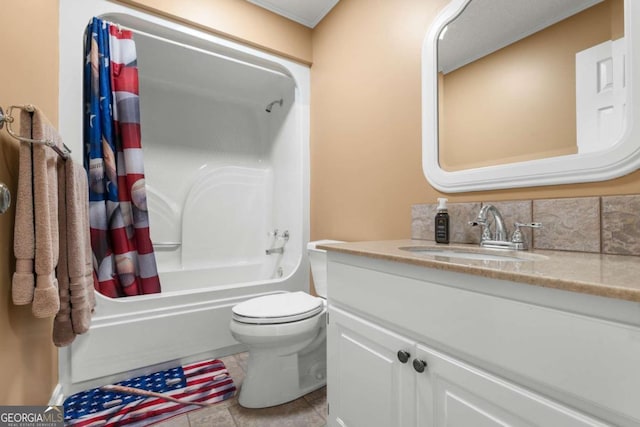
top-left (327, 306), bottom-right (416, 427)
top-left (415, 344), bottom-right (609, 427)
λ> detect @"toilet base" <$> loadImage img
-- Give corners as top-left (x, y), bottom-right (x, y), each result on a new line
top-left (237, 326), bottom-right (327, 408)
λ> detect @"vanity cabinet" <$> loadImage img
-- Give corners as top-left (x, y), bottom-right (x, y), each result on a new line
top-left (329, 306), bottom-right (605, 427)
top-left (328, 307), bottom-right (416, 426)
top-left (326, 252), bottom-right (640, 427)
top-left (415, 344), bottom-right (606, 426)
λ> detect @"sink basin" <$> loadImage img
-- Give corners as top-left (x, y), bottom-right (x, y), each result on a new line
top-left (398, 246), bottom-right (533, 262)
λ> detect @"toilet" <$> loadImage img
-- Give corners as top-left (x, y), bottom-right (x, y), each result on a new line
top-left (229, 239), bottom-right (341, 408)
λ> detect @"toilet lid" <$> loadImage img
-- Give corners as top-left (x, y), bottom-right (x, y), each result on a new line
top-left (232, 292), bottom-right (324, 325)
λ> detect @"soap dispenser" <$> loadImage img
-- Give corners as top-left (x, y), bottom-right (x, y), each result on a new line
top-left (435, 198), bottom-right (450, 244)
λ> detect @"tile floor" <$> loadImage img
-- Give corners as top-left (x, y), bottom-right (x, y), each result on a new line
top-left (152, 352), bottom-right (327, 427)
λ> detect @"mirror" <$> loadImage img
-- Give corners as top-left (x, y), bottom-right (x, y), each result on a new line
top-left (422, 0), bottom-right (640, 192)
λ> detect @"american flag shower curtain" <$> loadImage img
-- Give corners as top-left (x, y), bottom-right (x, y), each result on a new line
top-left (84, 17), bottom-right (161, 297)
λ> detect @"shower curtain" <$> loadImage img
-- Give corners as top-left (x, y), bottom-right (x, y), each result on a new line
top-left (84, 17), bottom-right (161, 297)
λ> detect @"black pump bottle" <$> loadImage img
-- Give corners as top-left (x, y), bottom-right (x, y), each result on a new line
top-left (435, 198), bottom-right (450, 244)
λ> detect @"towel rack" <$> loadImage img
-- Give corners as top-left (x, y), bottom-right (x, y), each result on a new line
top-left (0, 104), bottom-right (71, 159)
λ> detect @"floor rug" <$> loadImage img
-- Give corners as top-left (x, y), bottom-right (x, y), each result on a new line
top-left (63, 359), bottom-right (236, 426)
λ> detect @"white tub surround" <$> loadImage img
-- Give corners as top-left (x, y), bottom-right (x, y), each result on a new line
top-left (58, 0), bottom-right (309, 397)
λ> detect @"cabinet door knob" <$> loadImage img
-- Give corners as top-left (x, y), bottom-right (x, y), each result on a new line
top-left (397, 350), bottom-right (411, 363)
top-left (413, 359), bottom-right (428, 373)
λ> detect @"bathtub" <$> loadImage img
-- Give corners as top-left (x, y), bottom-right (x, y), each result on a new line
top-left (57, 0), bottom-right (310, 398)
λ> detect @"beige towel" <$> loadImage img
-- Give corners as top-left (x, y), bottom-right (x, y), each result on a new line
top-left (12, 108), bottom-right (61, 318)
top-left (66, 161), bottom-right (93, 333)
top-left (53, 145), bottom-right (95, 347)
top-left (54, 155), bottom-right (95, 347)
top-left (82, 165), bottom-right (97, 313)
top-left (12, 119), bottom-right (35, 305)
top-left (30, 109), bottom-right (61, 318)
top-left (53, 160), bottom-right (73, 347)
top-left (83, 175), bottom-right (96, 312)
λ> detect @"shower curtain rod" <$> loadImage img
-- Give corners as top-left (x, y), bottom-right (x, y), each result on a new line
top-left (0, 104), bottom-right (71, 159)
top-left (103, 19), bottom-right (292, 81)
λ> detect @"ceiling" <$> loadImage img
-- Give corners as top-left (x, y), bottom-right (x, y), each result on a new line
top-left (438, 0), bottom-right (604, 74)
top-left (246, 0), bottom-right (341, 28)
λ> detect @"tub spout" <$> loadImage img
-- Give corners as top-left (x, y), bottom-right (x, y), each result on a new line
top-left (266, 247), bottom-right (284, 255)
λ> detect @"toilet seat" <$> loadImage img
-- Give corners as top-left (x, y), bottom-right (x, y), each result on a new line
top-left (232, 291), bottom-right (324, 325)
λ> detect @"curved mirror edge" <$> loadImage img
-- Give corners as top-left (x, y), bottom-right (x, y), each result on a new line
top-left (422, 0), bottom-right (640, 193)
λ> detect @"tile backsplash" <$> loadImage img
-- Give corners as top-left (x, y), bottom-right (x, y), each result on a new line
top-left (533, 197), bottom-right (600, 253)
top-left (602, 195), bottom-right (640, 255)
top-left (411, 195), bottom-right (640, 256)
top-left (412, 202), bottom-right (480, 244)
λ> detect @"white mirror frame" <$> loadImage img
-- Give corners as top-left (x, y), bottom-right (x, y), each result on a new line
top-left (422, 0), bottom-right (640, 192)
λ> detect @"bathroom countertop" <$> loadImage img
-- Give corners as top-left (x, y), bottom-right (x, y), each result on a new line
top-left (318, 240), bottom-right (640, 303)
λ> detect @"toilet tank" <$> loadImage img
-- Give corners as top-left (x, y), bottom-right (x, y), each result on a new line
top-left (307, 240), bottom-right (343, 298)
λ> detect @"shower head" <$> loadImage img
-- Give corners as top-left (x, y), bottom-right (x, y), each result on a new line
top-left (265, 98), bottom-right (283, 113)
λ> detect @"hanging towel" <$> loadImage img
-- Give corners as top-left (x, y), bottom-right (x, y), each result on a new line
top-left (66, 161), bottom-right (94, 333)
top-left (54, 159), bottom-right (95, 347)
top-left (54, 160), bottom-right (72, 346)
top-left (12, 120), bottom-right (35, 305)
top-left (12, 108), bottom-right (61, 318)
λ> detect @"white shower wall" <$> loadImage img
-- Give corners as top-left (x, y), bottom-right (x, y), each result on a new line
top-left (134, 29), bottom-right (300, 280)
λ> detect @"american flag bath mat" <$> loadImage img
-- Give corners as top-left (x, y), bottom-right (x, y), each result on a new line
top-left (63, 359), bottom-right (236, 426)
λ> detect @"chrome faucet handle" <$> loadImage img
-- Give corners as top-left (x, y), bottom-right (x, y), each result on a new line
top-left (511, 222), bottom-right (542, 244)
top-left (268, 229), bottom-right (290, 240)
top-left (514, 222), bottom-right (542, 229)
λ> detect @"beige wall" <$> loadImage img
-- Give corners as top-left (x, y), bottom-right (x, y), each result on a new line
top-left (310, 0), bottom-right (640, 244)
top-left (114, 0), bottom-right (313, 64)
top-left (311, 0), bottom-right (450, 241)
top-left (0, 0), bottom-right (59, 405)
top-left (440, 0), bottom-right (622, 171)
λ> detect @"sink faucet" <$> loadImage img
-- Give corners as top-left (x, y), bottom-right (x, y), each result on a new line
top-left (469, 204), bottom-right (541, 250)
top-left (469, 204), bottom-right (508, 242)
